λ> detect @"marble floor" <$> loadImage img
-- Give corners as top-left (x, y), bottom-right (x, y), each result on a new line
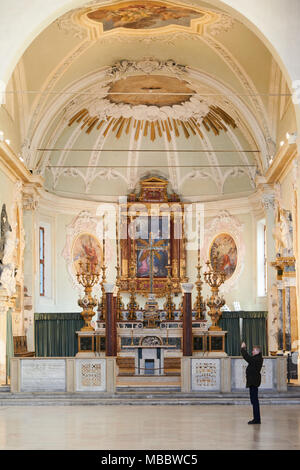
top-left (0, 405), bottom-right (299, 450)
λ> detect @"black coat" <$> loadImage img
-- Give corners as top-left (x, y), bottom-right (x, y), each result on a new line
top-left (241, 348), bottom-right (263, 388)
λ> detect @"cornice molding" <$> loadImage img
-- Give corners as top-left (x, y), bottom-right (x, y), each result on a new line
top-left (0, 142), bottom-right (43, 187)
top-left (37, 186), bottom-right (258, 217)
top-left (265, 142), bottom-right (298, 183)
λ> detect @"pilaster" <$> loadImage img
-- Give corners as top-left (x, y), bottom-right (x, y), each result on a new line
top-left (258, 184), bottom-right (277, 353)
top-left (22, 183), bottom-right (40, 351)
top-left (0, 288), bottom-right (10, 384)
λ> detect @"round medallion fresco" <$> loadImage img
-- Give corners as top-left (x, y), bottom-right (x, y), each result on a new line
top-left (209, 233), bottom-right (237, 280)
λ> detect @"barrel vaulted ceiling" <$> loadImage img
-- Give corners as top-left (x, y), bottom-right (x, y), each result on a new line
top-left (11, 0), bottom-right (296, 200)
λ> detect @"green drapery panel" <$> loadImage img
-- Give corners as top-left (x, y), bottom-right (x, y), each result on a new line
top-left (34, 311), bottom-right (268, 357)
top-left (6, 308), bottom-right (14, 379)
top-left (219, 311), bottom-right (267, 356)
top-left (219, 315), bottom-right (240, 356)
top-left (241, 313), bottom-right (268, 356)
top-left (34, 313), bottom-right (84, 357)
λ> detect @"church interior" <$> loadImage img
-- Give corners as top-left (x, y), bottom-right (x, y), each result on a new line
top-left (1, 0), bottom-right (300, 451)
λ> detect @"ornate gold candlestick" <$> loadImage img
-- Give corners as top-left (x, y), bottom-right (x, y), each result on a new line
top-left (164, 265), bottom-right (175, 321)
top-left (76, 260), bottom-right (100, 331)
top-left (127, 248), bottom-right (139, 321)
top-left (98, 215), bottom-right (107, 321)
top-left (193, 247), bottom-right (205, 320)
top-left (98, 263), bottom-right (107, 321)
top-left (115, 213), bottom-right (124, 320)
top-left (204, 255), bottom-right (226, 330)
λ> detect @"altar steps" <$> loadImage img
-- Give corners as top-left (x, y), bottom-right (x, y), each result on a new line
top-left (116, 374), bottom-right (181, 389)
top-left (0, 388), bottom-right (300, 406)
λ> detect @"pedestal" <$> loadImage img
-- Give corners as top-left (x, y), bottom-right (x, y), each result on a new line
top-left (76, 331), bottom-right (106, 357)
top-left (192, 330), bottom-right (227, 357)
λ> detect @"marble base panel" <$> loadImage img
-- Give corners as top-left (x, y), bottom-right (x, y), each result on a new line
top-left (11, 358), bottom-right (111, 394)
top-left (20, 359), bottom-right (66, 393)
top-left (182, 356), bottom-right (287, 393)
top-left (231, 358), bottom-right (275, 390)
top-left (191, 359), bottom-right (221, 391)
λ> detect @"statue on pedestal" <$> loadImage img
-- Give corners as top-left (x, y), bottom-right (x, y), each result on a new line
top-left (0, 204), bottom-right (17, 296)
top-left (273, 206), bottom-right (293, 257)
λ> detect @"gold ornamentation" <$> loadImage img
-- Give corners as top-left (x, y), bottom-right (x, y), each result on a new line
top-left (193, 247), bottom-right (205, 320)
top-left (163, 265), bottom-right (175, 321)
top-left (77, 260), bottom-right (100, 331)
top-left (127, 251), bottom-right (139, 320)
top-left (204, 255), bottom-right (226, 331)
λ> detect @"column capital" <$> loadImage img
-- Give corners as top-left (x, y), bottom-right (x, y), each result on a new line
top-left (261, 193), bottom-right (276, 211)
top-left (0, 287), bottom-right (10, 314)
top-left (22, 183), bottom-right (41, 211)
top-left (181, 283), bottom-right (194, 294)
top-left (103, 283), bottom-right (115, 294)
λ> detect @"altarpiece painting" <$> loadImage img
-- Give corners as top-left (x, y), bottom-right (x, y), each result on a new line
top-left (120, 177), bottom-right (187, 296)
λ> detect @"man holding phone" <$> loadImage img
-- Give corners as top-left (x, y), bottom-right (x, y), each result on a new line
top-left (241, 342), bottom-right (263, 424)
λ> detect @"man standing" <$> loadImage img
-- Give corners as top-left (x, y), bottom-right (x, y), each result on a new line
top-left (241, 342), bottom-right (263, 424)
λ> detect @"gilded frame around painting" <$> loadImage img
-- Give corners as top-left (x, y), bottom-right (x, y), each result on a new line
top-left (203, 210), bottom-right (245, 293)
top-left (119, 176), bottom-right (187, 297)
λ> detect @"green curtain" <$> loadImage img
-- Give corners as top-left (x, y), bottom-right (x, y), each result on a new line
top-left (219, 312), bottom-right (241, 356)
top-left (34, 313), bottom-right (84, 357)
top-left (241, 312), bottom-right (268, 356)
top-left (6, 308), bottom-right (14, 380)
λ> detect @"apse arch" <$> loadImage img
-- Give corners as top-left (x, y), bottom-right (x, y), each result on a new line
top-left (0, 0), bottom-right (299, 95)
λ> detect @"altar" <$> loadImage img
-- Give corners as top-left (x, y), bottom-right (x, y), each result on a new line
top-left (22, 176), bottom-right (285, 393)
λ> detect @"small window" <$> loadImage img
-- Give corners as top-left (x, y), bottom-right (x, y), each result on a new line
top-left (39, 227), bottom-right (45, 296)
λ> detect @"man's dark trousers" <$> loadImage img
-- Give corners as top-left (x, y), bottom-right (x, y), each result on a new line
top-left (249, 386), bottom-right (260, 422)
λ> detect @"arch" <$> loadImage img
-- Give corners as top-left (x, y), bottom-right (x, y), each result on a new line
top-left (0, 0), bottom-right (299, 92)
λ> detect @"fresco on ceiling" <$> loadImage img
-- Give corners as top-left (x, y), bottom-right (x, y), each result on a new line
top-left (209, 233), bottom-right (237, 280)
top-left (87, 1), bottom-right (203, 30)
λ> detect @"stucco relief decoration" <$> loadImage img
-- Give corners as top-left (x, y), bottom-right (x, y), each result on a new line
top-left (66, 59), bottom-right (237, 142)
top-left (202, 210), bottom-right (245, 293)
top-left (62, 211), bottom-right (111, 293)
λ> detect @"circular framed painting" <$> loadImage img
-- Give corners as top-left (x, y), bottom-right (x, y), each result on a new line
top-left (72, 233), bottom-right (102, 274)
top-left (209, 233), bottom-right (238, 280)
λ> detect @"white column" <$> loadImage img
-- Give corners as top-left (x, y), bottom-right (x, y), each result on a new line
top-left (261, 192), bottom-right (277, 353)
top-left (22, 189), bottom-right (39, 351)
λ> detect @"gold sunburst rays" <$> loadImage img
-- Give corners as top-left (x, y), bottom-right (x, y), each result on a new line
top-left (68, 106), bottom-right (236, 142)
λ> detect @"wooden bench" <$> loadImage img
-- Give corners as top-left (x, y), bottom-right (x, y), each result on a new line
top-left (164, 358), bottom-right (181, 376)
top-left (13, 336), bottom-right (35, 357)
top-left (116, 357), bottom-right (135, 376)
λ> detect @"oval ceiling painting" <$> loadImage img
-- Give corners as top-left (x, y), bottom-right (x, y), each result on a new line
top-left (209, 233), bottom-right (238, 280)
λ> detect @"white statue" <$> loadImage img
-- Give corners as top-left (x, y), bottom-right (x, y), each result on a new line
top-left (1, 228), bottom-right (17, 296)
top-left (280, 209), bottom-right (293, 254)
top-left (273, 206), bottom-right (293, 256)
